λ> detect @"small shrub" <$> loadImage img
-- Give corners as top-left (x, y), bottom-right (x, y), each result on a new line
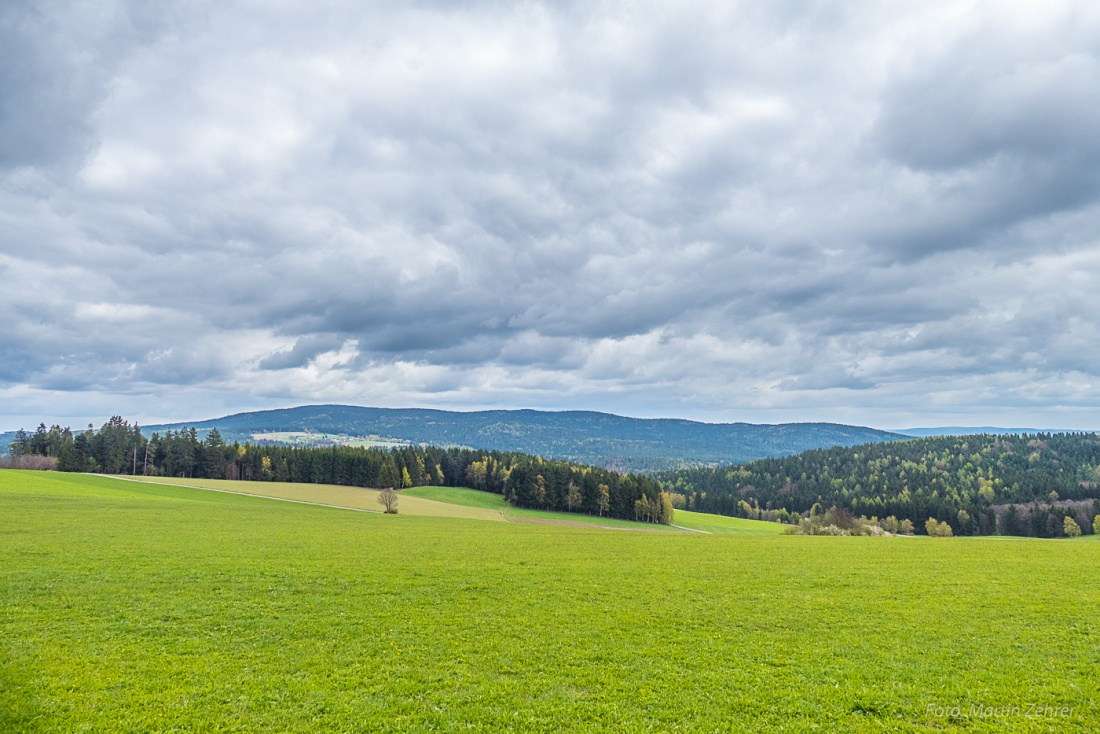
top-left (925, 518), bottom-right (953, 537)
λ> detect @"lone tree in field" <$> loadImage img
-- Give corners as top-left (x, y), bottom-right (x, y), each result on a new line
top-left (378, 487), bottom-right (399, 514)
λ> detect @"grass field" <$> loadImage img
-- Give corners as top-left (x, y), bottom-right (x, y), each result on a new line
top-left (671, 509), bottom-right (790, 535)
top-left (3, 469), bottom-right (1099, 732)
top-left (129, 476), bottom-right (505, 522)
top-left (125, 480), bottom-right (742, 533)
top-left (402, 485), bottom-right (509, 509)
top-left (403, 485), bottom-right (767, 532)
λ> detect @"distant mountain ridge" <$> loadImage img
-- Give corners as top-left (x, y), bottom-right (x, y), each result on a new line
top-left (893, 427), bottom-right (1094, 438)
top-left (142, 404), bottom-right (909, 472)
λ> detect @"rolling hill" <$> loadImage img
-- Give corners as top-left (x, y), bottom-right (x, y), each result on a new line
top-left (140, 404), bottom-right (907, 471)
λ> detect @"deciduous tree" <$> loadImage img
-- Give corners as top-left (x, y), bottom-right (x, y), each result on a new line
top-left (378, 487), bottom-right (399, 514)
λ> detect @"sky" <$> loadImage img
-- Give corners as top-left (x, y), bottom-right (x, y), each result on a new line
top-left (2, 0), bottom-right (1099, 432)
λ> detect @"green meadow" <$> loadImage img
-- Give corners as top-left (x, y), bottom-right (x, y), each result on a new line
top-left (2, 470), bottom-right (1098, 732)
top-left (403, 485), bottom-right (692, 531)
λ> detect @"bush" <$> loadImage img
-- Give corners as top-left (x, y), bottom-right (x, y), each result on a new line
top-left (926, 518), bottom-right (953, 537)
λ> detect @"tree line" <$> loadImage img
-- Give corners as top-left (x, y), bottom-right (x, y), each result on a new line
top-left (657, 433), bottom-right (1100, 537)
top-left (7, 416), bottom-right (673, 525)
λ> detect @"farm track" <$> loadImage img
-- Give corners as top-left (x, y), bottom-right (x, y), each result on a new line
top-left (505, 514), bottom-right (673, 532)
top-left (670, 523), bottom-right (711, 534)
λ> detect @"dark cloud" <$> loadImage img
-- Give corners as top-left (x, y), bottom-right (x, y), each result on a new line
top-left (865, 12), bottom-right (1100, 259)
top-left (258, 334), bottom-right (347, 371)
top-left (0, 3), bottom-right (99, 168)
top-left (2, 1), bottom-right (1099, 431)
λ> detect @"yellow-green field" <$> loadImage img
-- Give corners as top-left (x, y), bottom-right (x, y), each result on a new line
top-left (672, 509), bottom-right (790, 534)
top-left (403, 485), bottom-right (679, 530)
top-left (128, 476), bottom-right (506, 522)
top-left (3, 469), bottom-right (1098, 732)
top-left (129, 479), bottom-right (778, 533)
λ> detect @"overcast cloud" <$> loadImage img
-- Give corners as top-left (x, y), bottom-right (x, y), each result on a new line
top-left (2, 0), bottom-right (1099, 431)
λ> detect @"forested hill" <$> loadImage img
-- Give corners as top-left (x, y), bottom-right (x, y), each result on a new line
top-left (141, 405), bottom-right (906, 471)
top-left (657, 432), bottom-right (1100, 536)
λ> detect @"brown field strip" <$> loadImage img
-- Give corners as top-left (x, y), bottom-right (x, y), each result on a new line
top-left (118, 476), bottom-right (505, 522)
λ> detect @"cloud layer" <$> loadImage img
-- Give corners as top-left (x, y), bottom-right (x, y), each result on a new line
top-left (3, 0), bottom-right (1099, 430)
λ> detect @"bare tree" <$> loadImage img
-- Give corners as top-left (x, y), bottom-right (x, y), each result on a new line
top-left (1, 455), bottom-right (57, 470)
top-left (378, 487), bottom-right (399, 514)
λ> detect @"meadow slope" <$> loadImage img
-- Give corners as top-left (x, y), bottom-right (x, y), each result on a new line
top-left (125, 476), bottom-right (506, 522)
top-left (2, 469), bottom-right (1098, 732)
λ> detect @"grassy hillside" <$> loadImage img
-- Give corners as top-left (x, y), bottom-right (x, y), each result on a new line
top-left (671, 509), bottom-right (789, 535)
top-left (402, 485), bottom-right (509, 509)
top-left (126, 479), bottom-right (680, 531)
top-left (3, 469), bottom-right (1097, 731)
top-left (402, 485), bottom-right (686, 531)
top-left (128, 476), bottom-right (505, 522)
top-left (144, 404), bottom-right (907, 471)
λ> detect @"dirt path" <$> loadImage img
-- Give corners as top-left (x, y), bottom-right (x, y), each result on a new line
top-left (506, 515), bottom-right (677, 532)
top-left (670, 524), bottom-right (711, 534)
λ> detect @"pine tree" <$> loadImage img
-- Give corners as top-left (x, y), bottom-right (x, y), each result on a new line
top-left (10, 429), bottom-right (28, 457)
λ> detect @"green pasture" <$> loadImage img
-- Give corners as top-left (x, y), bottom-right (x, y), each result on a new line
top-left (671, 509), bottom-right (789, 534)
top-left (401, 485), bottom-right (509, 509)
top-left (403, 485), bottom-right (683, 531)
top-left (126, 476), bottom-right (505, 522)
top-left (121, 479), bottom-right (683, 530)
top-left (2, 469), bottom-right (1098, 732)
